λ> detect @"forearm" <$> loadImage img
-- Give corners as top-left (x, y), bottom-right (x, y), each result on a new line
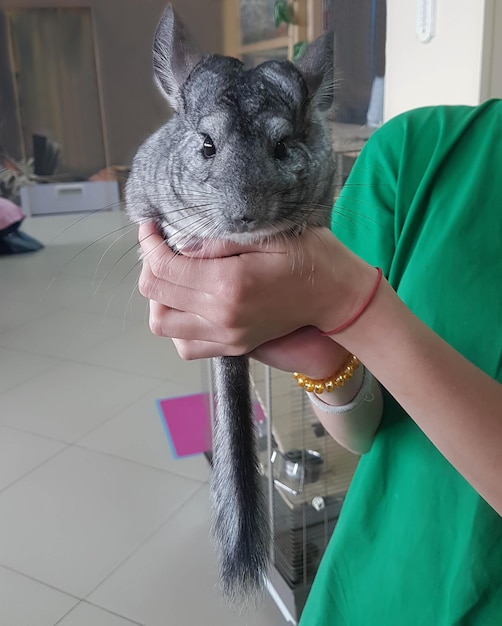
top-left (338, 278), bottom-right (502, 515)
top-left (251, 328), bottom-right (385, 455)
top-left (308, 365), bottom-right (383, 455)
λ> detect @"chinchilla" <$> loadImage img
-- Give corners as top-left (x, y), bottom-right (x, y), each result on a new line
top-left (126, 3), bottom-right (335, 602)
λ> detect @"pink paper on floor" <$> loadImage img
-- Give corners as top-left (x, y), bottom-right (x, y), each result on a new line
top-left (157, 392), bottom-right (266, 459)
top-left (157, 393), bottom-right (212, 459)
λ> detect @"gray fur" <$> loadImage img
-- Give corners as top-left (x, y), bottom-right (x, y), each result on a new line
top-left (126, 4), bottom-right (335, 601)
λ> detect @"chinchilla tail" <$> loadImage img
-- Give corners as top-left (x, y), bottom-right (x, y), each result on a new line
top-left (210, 355), bottom-right (270, 602)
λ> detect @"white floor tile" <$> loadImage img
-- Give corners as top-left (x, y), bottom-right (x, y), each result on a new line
top-left (0, 361), bottom-right (160, 442)
top-left (0, 243), bottom-right (81, 284)
top-left (89, 487), bottom-right (286, 626)
top-left (0, 565), bottom-right (78, 626)
top-left (78, 383), bottom-right (211, 483)
top-left (0, 307), bottom-right (128, 360)
top-left (21, 212), bottom-right (137, 284)
top-left (0, 271), bottom-right (90, 335)
top-left (77, 321), bottom-right (206, 382)
top-left (56, 601), bottom-right (144, 626)
top-left (73, 280), bottom-right (149, 329)
top-left (24, 217), bottom-right (140, 287)
top-left (57, 237), bottom-right (140, 286)
top-left (0, 446), bottom-right (202, 598)
top-left (0, 426), bottom-right (66, 491)
top-left (0, 347), bottom-right (60, 394)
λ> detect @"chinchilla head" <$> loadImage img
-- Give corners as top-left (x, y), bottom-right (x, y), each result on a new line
top-left (126, 4), bottom-right (335, 251)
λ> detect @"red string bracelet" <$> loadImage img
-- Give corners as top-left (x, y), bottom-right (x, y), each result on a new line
top-left (321, 267), bottom-right (383, 336)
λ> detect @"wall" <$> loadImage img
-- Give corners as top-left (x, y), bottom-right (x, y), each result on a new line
top-left (481, 0), bottom-right (502, 100)
top-left (0, 0), bottom-right (224, 168)
top-left (384, 0), bottom-right (501, 120)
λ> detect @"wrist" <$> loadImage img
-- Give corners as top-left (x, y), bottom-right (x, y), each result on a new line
top-left (293, 353), bottom-right (364, 406)
top-left (300, 229), bottom-right (378, 334)
top-left (313, 362), bottom-right (364, 406)
top-left (298, 346), bottom-right (352, 381)
top-left (321, 268), bottom-right (383, 336)
top-left (334, 276), bottom-right (396, 355)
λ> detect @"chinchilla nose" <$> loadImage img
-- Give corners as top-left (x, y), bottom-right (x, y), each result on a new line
top-left (239, 215), bottom-right (254, 225)
top-left (230, 214), bottom-right (256, 232)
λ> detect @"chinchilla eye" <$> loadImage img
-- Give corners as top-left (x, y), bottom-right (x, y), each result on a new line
top-left (274, 140), bottom-right (287, 160)
top-left (202, 135), bottom-right (216, 158)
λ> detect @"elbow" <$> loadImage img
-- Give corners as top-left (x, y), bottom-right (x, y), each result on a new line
top-left (328, 426), bottom-right (379, 456)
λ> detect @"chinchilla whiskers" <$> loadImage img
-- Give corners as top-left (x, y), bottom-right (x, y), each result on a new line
top-left (278, 195), bottom-right (382, 240)
top-left (85, 229), bottom-right (148, 328)
top-left (125, 280), bottom-right (149, 330)
top-left (129, 184), bottom-right (214, 206)
top-left (269, 218), bottom-right (326, 278)
top-left (160, 205), bottom-right (220, 235)
top-left (333, 197), bottom-right (384, 228)
top-left (91, 236), bottom-right (144, 304)
top-left (135, 226), bottom-right (205, 307)
top-left (43, 221), bottom-right (136, 304)
top-left (128, 200), bottom-right (212, 225)
top-left (167, 202), bottom-right (215, 218)
top-left (128, 226), bottom-right (173, 302)
top-left (92, 226), bottom-right (139, 290)
top-left (302, 227), bottom-right (334, 285)
top-left (331, 210), bottom-right (376, 240)
top-left (275, 225), bottom-right (306, 276)
top-left (44, 202), bottom-right (126, 243)
top-left (279, 198), bottom-right (333, 216)
top-left (167, 213), bottom-right (228, 251)
top-left (135, 190), bottom-right (217, 206)
top-left (49, 214), bottom-right (132, 252)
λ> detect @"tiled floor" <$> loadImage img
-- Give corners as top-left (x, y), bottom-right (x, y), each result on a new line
top-left (0, 211), bottom-right (286, 625)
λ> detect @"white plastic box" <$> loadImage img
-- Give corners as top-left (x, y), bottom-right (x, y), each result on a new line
top-left (20, 181), bottom-right (120, 216)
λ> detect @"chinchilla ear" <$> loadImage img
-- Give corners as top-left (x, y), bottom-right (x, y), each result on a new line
top-left (153, 4), bottom-right (203, 110)
top-left (294, 31), bottom-right (334, 111)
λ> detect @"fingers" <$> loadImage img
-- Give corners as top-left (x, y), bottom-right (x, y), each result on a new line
top-left (138, 222), bottom-right (242, 298)
top-left (137, 220), bottom-right (161, 246)
top-left (138, 222), bottom-right (181, 281)
top-left (148, 300), bottom-right (204, 341)
top-left (137, 222), bottom-right (258, 326)
top-left (148, 300), bottom-right (250, 354)
top-left (177, 238), bottom-right (266, 259)
top-left (138, 258), bottom-right (195, 312)
top-left (138, 237), bottom-right (217, 316)
top-left (172, 338), bottom-right (242, 360)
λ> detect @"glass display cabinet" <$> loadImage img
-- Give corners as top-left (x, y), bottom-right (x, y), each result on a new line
top-left (207, 358), bottom-right (360, 624)
top-left (248, 361), bottom-right (359, 623)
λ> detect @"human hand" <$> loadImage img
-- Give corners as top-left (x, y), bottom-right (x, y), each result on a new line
top-left (137, 221), bottom-right (376, 360)
top-left (250, 326), bottom-right (351, 379)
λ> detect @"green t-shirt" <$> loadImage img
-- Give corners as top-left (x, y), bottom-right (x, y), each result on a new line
top-left (300, 101), bottom-right (502, 625)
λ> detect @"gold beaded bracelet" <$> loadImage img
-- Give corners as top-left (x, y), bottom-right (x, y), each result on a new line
top-left (293, 355), bottom-right (360, 394)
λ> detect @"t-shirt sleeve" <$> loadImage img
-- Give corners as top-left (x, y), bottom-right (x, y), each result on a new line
top-left (331, 103), bottom-right (495, 280)
top-left (331, 119), bottom-right (404, 276)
